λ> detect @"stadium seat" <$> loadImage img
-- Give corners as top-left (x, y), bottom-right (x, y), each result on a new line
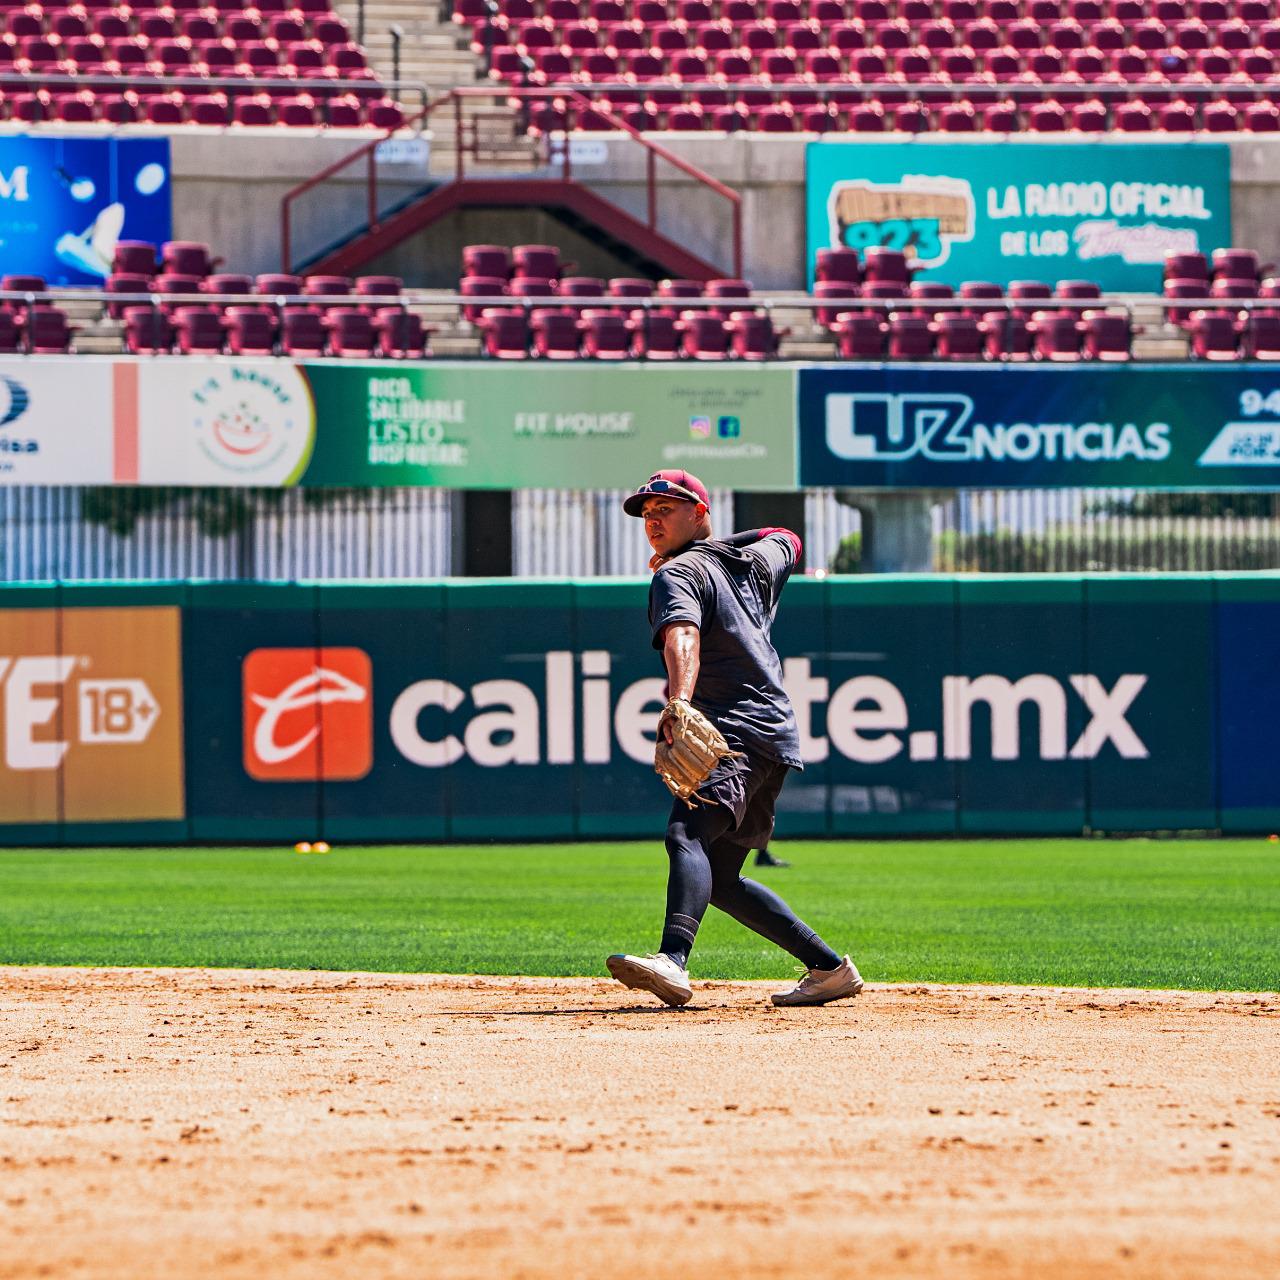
top-left (375, 308), bottom-right (431, 359)
top-left (811, 282), bottom-right (860, 328)
top-left (582, 312), bottom-right (632, 359)
top-left (328, 309), bottom-right (376, 357)
top-left (122, 305), bottom-right (175, 355)
top-left (887, 313), bottom-right (934, 358)
top-left (463, 246), bottom-right (511, 279)
top-left (531, 311), bottom-right (582, 358)
top-left (480, 308), bottom-right (531, 358)
top-left (1032, 311), bottom-right (1083, 360)
top-left (1082, 313), bottom-right (1132, 360)
top-left (281, 306), bottom-right (328, 355)
top-left (632, 312), bottom-right (680, 359)
top-left (982, 313), bottom-right (1034, 359)
top-left (835, 313), bottom-right (887, 358)
top-left (727, 314), bottom-right (780, 359)
top-left (1189, 309), bottom-right (1240, 359)
top-left (225, 306), bottom-right (277, 355)
top-left (174, 305), bottom-right (226, 354)
top-left (933, 313), bottom-right (985, 359)
top-left (1242, 312), bottom-right (1280, 358)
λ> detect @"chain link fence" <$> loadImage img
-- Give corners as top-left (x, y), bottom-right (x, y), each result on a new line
top-left (2, 486), bottom-right (1278, 581)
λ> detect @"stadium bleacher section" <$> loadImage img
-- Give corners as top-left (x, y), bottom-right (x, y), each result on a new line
top-left (6, 237), bottom-right (1280, 359)
top-left (0, 0), bottom-right (405, 126)
top-left (452, 0), bottom-right (1280, 132)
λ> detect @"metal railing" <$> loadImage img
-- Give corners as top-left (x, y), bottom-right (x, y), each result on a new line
top-left (280, 85), bottom-right (745, 277)
top-left (2, 286), bottom-right (1277, 359)
top-left (0, 70), bottom-right (433, 115)
top-left (4, 485), bottom-right (1280, 581)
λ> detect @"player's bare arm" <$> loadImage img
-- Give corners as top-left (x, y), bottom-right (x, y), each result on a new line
top-left (658, 622), bottom-right (700, 744)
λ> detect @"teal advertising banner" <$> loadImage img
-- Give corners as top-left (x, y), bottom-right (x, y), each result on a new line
top-left (130, 358), bottom-right (797, 490)
top-left (1, 575), bottom-right (1277, 842)
top-left (798, 363), bottom-right (1280, 489)
top-left (805, 141), bottom-right (1232, 291)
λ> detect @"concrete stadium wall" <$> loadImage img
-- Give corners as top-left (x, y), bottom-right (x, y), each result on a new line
top-left (161, 128), bottom-right (428, 275)
top-left (156, 129), bottom-right (1280, 288)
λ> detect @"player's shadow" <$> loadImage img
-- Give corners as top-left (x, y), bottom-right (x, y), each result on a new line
top-left (426, 1005), bottom-right (699, 1018)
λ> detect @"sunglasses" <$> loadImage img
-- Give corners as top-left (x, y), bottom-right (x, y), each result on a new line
top-left (635, 478), bottom-right (703, 505)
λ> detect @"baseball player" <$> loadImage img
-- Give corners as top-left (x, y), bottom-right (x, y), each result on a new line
top-left (606, 469), bottom-right (864, 1009)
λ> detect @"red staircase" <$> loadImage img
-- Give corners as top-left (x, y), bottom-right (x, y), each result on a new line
top-left (281, 88), bottom-right (743, 281)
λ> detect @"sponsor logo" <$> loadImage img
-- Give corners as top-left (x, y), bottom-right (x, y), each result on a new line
top-left (829, 176), bottom-right (975, 269)
top-left (0, 375), bottom-right (35, 458)
top-left (1197, 423), bottom-right (1280, 467)
top-left (0, 607), bottom-right (185, 824)
top-left (0, 657), bottom-right (160, 769)
top-left (242, 647), bottom-right (373, 781)
top-left (0, 376), bottom-right (29, 428)
top-left (188, 365), bottom-right (314, 479)
top-left (0, 167), bottom-right (29, 201)
top-left (783, 661), bottom-right (1147, 763)
top-left (825, 392), bottom-right (1171, 465)
top-left (243, 650), bottom-right (1149, 776)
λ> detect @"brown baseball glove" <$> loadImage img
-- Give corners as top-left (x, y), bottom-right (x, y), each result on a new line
top-left (654, 698), bottom-right (742, 805)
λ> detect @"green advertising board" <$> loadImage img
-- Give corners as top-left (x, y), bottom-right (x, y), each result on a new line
top-left (300, 362), bottom-right (796, 489)
top-left (4, 575), bottom-right (1278, 844)
top-left (126, 359), bottom-right (797, 490)
top-left (805, 141), bottom-right (1232, 291)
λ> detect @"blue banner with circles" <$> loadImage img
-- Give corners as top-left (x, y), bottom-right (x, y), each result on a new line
top-left (0, 136), bottom-right (171, 286)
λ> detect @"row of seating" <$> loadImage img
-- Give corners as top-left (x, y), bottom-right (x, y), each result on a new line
top-left (0, 9), bottom-right (353, 44)
top-left (485, 20), bottom-right (1280, 57)
top-left (471, 305), bottom-right (1280, 357)
top-left (119, 304), bottom-right (432, 356)
top-left (0, 34), bottom-right (372, 75)
top-left (455, 0), bottom-right (1280, 23)
top-left (0, 0), bottom-right (388, 126)
top-left (458, 0), bottom-right (1280, 129)
top-left (529, 97), bottom-right (1280, 132)
top-left (831, 307), bottom-right (1280, 357)
top-left (0, 86), bottom-right (403, 124)
top-left (476, 307), bottom-right (782, 356)
top-left (7, 293), bottom-right (1280, 358)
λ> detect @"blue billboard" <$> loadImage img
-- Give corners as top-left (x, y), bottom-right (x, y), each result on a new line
top-left (806, 141), bottom-right (1232, 292)
top-left (0, 137), bottom-right (171, 285)
top-left (798, 363), bottom-right (1280, 490)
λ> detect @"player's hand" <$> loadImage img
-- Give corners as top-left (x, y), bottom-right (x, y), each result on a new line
top-left (657, 699), bottom-right (683, 745)
top-left (649, 551), bottom-right (671, 573)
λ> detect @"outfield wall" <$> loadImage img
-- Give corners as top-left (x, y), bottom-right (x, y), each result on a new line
top-left (0, 575), bottom-right (1275, 844)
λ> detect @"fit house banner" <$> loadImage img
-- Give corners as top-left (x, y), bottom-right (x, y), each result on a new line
top-left (128, 359), bottom-right (799, 490)
top-left (805, 141), bottom-right (1232, 291)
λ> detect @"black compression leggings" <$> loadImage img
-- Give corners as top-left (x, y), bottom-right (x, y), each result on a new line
top-left (658, 803), bottom-right (841, 972)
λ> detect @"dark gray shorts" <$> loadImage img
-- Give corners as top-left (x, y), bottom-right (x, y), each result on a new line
top-left (668, 750), bottom-right (793, 851)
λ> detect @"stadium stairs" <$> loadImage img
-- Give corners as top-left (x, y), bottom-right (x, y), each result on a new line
top-left (330, 0), bottom-right (538, 167)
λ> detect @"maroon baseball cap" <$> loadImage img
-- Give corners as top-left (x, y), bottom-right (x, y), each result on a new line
top-left (623, 469), bottom-right (711, 517)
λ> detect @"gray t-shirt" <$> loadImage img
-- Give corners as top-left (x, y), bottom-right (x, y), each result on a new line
top-left (648, 534), bottom-right (802, 768)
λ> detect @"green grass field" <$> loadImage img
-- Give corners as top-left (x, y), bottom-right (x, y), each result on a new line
top-left (0, 840), bottom-right (1276, 991)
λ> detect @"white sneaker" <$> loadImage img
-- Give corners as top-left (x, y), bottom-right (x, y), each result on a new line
top-left (606, 952), bottom-right (693, 1008)
top-left (770, 955), bottom-right (864, 1007)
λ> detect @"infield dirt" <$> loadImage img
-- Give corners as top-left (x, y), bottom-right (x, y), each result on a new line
top-left (2, 968), bottom-right (1278, 1280)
